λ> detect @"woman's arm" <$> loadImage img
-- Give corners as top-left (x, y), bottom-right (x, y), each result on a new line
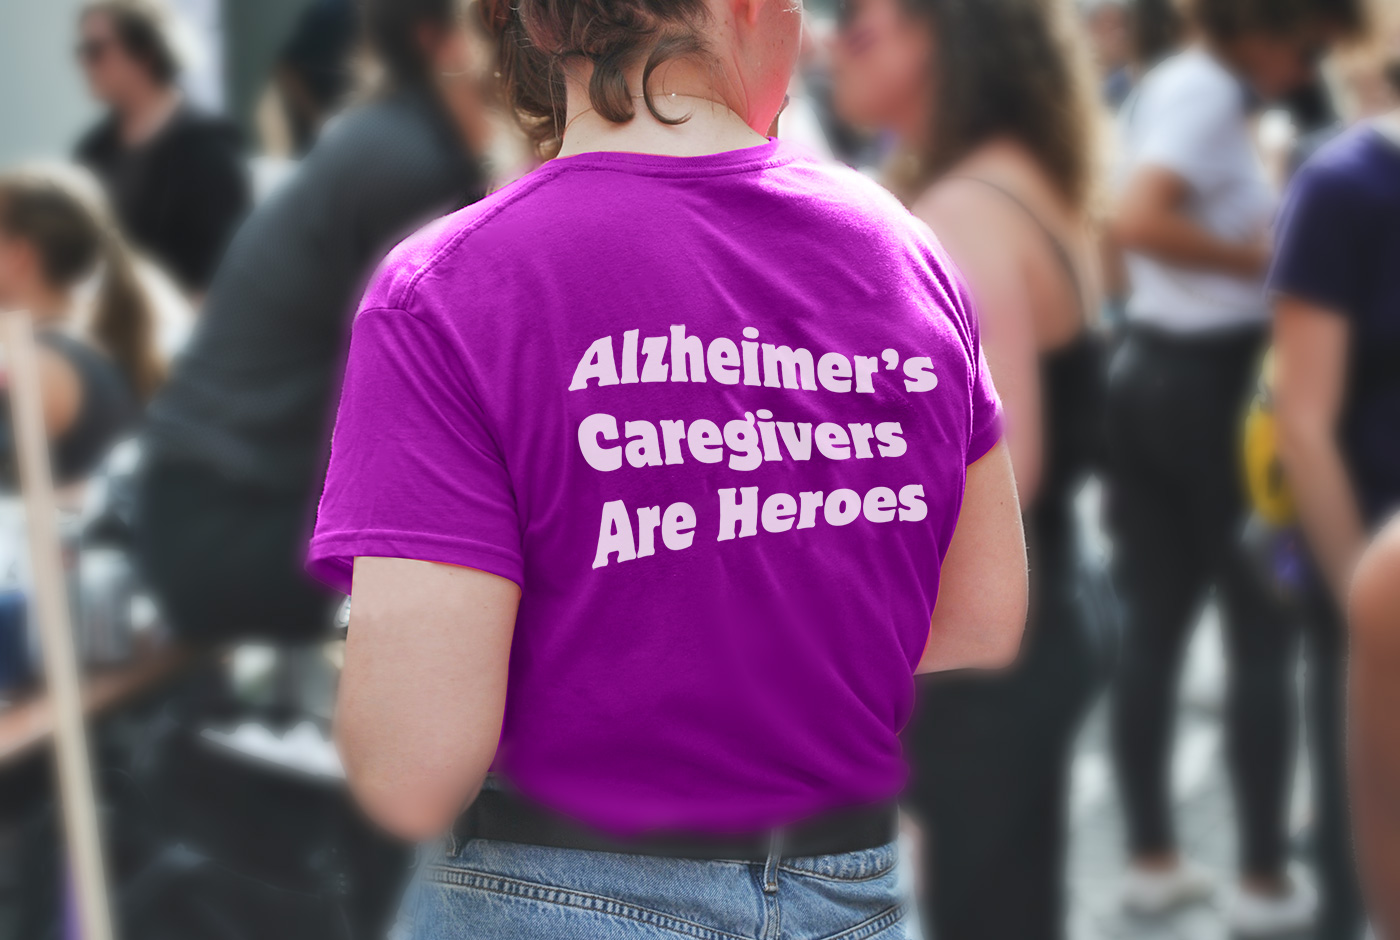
top-left (918, 439), bottom-right (1028, 674)
top-left (336, 556), bottom-right (519, 841)
top-left (1347, 515), bottom-right (1400, 935)
top-left (1273, 296), bottom-right (1366, 601)
top-left (1114, 166), bottom-right (1269, 277)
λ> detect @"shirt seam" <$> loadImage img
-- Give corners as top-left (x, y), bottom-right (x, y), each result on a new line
top-left (390, 152), bottom-right (800, 309)
top-left (312, 527), bottom-right (522, 558)
top-left (348, 306), bottom-right (525, 546)
top-left (545, 152), bottom-right (798, 179)
top-left (310, 529), bottom-right (524, 581)
top-left (392, 166), bottom-right (569, 310)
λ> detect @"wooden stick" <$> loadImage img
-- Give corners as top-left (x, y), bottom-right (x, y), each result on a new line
top-left (2, 312), bottom-right (115, 940)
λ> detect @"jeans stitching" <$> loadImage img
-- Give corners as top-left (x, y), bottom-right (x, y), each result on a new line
top-left (778, 852), bottom-right (899, 883)
top-left (819, 902), bottom-right (908, 940)
top-left (776, 861), bottom-right (898, 883)
top-left (424, 866), bottom-right (750, 940)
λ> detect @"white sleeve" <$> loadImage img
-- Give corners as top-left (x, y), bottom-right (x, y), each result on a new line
top-left (1133, 65), bottom-right (1243, 191)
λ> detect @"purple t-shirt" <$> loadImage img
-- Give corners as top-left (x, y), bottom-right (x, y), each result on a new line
top-left (1269, 124), bottom-right (1400, 525)
top-left (310, 139), bottom-right (1002, 835)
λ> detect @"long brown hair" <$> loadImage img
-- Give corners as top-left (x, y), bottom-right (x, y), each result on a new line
top-left (482, 0), bottom-right (710, 156)
top-left (896, 0), bottom-right (1101, 211)
top-left (0, 170), bottom-right (164, 402)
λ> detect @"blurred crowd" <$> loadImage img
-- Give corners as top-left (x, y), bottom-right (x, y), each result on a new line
top-left (0, 0), bottom-right (1397, 937)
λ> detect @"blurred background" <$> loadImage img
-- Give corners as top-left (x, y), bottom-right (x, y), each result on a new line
top-left (0, 0), bottom-right (1396, 937)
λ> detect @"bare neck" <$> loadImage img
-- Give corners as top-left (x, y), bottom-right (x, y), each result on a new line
top-left (1375, 108), bottom-right (1400, 146)
top-left (116, 83), bottom-right (182, 148)
top-left (555, 62), bottom-right (767, 159)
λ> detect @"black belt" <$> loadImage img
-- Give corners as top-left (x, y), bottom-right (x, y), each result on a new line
top-left (451, 786), bottom-right (898, 862)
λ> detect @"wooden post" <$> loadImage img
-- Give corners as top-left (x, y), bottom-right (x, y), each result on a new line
top-left (2, 312), bottom-right (115, 940)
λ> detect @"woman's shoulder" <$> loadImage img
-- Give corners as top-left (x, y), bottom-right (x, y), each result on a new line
top-left (916, 145), bottom-right (1067, 239)
top-left (359, 167), bottom-right (563, 313)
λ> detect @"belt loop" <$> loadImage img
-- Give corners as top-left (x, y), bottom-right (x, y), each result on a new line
top-left (446, 822), bottom-right (461, 859)
top-left (761, 829), bottom-right (783, 894)
top-left (448, 802), bottom-right (478, 859)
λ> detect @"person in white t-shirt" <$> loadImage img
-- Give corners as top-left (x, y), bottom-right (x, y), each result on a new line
top-left (1106, 0), bottom-right (1367, 936)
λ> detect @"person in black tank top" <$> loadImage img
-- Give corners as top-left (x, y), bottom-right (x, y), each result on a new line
top-left (0, 169), bottom-right (158, 487)
top-left (899, 190), bottom-right (1106, 940)
top-left (830, 2), bottom-right (1106, 937)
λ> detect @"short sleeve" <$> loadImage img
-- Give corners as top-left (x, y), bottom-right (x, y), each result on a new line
top-left (1133, 68), bottom-right (1241, 190)
top-left (1268, 163), bottom-right (1364, 316)
top-left (307, 305), bottom-right (523, 594)
top-left (922, 232), bottom-right (1004, 466)
top-left (967, 334), bottom-right (1004, 465)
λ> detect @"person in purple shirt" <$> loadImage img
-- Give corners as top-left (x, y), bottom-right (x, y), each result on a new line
top-left (1270, 73), bottom-right (1400, 938)
top-left (308, 0), bottom-right (1028, 936)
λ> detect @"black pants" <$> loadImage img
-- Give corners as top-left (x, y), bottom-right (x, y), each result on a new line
top-left (1106, 325), bottom-right (1296, 879)
top-left (903, 531), bottom-right (1100, 940)
top-left (134, 456), bottom-right (338, 644)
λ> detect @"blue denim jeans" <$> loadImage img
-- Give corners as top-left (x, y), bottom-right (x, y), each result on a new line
top-left (391, 833), bottom-right (919, 940)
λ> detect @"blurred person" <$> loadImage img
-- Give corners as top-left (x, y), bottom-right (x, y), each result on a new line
top-left (1269, 56), bottom-right (1399, 940)
top-left (827, 0), bottom-right (1104, 936)
top-left (0, 168), bottom-right (162, 485)
top-left (1290, 18), bottom-right (1400, 172)
top-left (1347, 515), bottom-right (1400, 937)
top-left (1086, 0), bottom-right (1135, 108)
top-left (1127, 0), bottom-right (1185, 74)
top-left (1109, 0), bottom-right (1367, 932)
top-left (1096, 0), bottom-right (1186, 324)
top-left (74, 0), bottom-right (250, 296)
top-left (271, 0), bottom-right (358, 153)
top-left (311, 0), bottom-right (1029, 936)
top-left (135, 0), bottom-right (492, 644)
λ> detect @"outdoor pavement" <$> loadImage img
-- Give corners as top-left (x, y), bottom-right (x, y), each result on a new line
top-left (1062, 482), bottom-right (1317, 940)
top-left (1064, 609), bottom-right (1315, 940)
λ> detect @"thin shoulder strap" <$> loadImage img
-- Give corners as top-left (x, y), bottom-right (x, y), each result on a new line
top-left (947, 176), bottom-right (1090, 320)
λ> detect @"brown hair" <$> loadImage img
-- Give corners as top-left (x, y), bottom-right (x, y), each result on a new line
top-left (483, 0), bottom-right (710, 155)
top-left (1131, 0), bottom-right (1185, 68)
top-left (0, 171), bottom-right (164, 402)
top-left (897, 0), bottom-right (1101, 211)
top-left (80, 0), bottom-right (180, 86)
top-left (1190, 0), bottom-right (1370, 43)
top-left (363, 0), bottom-right (467, 87)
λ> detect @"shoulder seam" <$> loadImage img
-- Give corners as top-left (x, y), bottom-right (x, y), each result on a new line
top-left (539, 153), bottom-right (798, 181)
top-left (391, 166), bottom-right (567, 308)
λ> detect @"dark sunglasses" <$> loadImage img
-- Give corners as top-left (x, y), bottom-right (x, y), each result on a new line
top-left (75, 38), bottom-right (110, 65)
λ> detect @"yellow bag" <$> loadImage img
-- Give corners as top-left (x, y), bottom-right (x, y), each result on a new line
top-left (1242, 349), bottom-right (1297, 526)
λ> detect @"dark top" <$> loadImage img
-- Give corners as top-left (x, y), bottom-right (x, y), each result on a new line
top-left (1269, 124), bottom-right (1400, 525)
top-left (76, 103), bottom-right (250, 293)
top-left (947, 176), bottom-right (1104, 556)
top-left (0, 331), bottom-right (139, 487)
top-left (144, 85), bottom-right (484, 494)
top-left (1035, 334), bottom-right (1103, 549)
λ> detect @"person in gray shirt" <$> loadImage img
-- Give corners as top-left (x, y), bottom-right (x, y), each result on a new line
top-left (136, 0), bottom-right (491, 642)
